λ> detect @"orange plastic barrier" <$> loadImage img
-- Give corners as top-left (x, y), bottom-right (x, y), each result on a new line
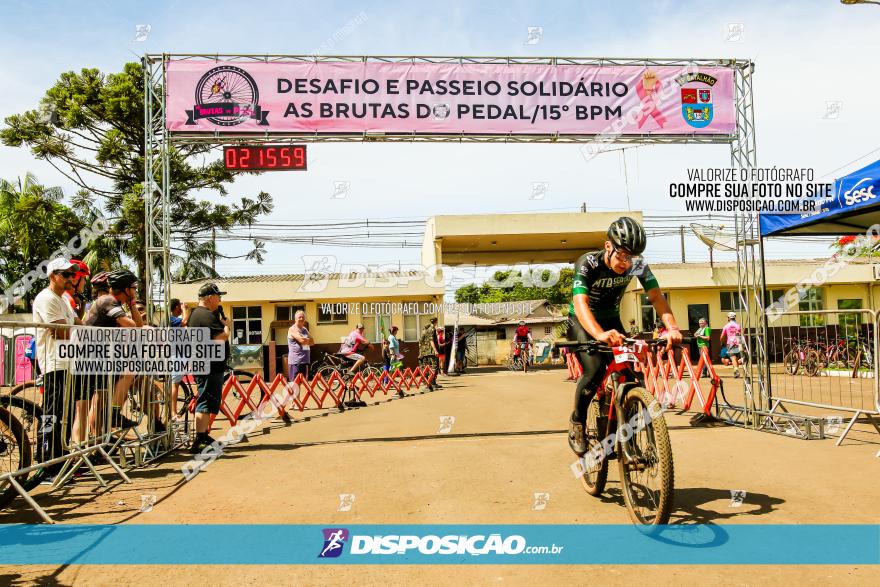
top-left (193, 366), bottom-right (438, 427)
top-left (641, 346), bottom-right (719, 415)
top-left (565, 350), bottom-right (582, 380)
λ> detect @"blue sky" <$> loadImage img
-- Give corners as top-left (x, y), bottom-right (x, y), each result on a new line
top-left (1, 0), bottom-right (879, 284)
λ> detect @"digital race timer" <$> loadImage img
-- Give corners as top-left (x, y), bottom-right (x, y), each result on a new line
top-left (223, 145), bottom-right (307, 171)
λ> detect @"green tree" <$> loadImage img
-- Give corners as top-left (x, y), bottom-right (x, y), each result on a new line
top-left (453, 267), bottom-right (574, 305)
top-left (0, 173), bottom-right (86, 310)
top-left (1, 62), bottom-right (273, 286)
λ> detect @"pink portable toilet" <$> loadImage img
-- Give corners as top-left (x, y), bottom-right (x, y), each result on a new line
top-left (0, 335), bottom-right (6, 386)
top-left (14, 334), bottom-right (33, 384)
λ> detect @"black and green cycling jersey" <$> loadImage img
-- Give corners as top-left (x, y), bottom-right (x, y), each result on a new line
top-left (568, 250), bottom-right (660, 320)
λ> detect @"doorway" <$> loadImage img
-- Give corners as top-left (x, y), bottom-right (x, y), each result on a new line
top-left (687, 304), bottom-right (710, 333)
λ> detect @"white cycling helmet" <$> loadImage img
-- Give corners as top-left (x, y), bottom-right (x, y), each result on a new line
top-left (727, 311), bottom-right (736, 319)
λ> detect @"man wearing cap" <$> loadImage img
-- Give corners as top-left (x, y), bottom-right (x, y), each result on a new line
top-left (694, 317), bottom-right (711, 378)
top-left (32, 258), bottom-right (83, 478)
top-left (418, 317), bottom-right (441, 391)
top-left (186, 283), bottom-right (230, 453)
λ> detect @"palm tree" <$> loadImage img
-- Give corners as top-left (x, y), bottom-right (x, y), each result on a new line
top-left (0, 173), bottom-right (84, 310)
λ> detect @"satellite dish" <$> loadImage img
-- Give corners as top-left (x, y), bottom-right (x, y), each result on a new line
top-left (690, 223), bottom-right (738, 252)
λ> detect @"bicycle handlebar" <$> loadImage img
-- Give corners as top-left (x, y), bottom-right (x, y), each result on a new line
top-left (554, 337), bottom-right (693, 352)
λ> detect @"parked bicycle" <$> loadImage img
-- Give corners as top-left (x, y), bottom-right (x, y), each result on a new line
top-left (782, 337), bottom-right (820, 377)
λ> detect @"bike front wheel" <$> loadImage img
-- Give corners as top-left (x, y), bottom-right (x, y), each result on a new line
top-left (0, 405), bottom-right (33, 509)
top-left (579, 395), bottom-right (608, 496)
top-left (803, 350), bottom-right (821, 377)
top-left (783, 351), bottom-right (800, 375)
top-left (617, 386), bottom-right (674, 526)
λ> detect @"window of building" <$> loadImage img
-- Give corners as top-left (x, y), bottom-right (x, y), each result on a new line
top-left (403, 312), bottom-right (437, 342)
top-left (362, 314), bottom-right (392, 342)
top-left (640, 293), bottom-right (670, 330)
top-left (763, 288), bottom-right (786, 307)
top-left (544, 325), bottom-right (552, 335)
top-left (275, 305), bottom-right (305, 321)
top-left (720, 290), bottom-right (746, 312)
top-left (838, 299), bottom-right (862, 336)
top-left (231, 305), bottom-right (262, 344)
top-left (798, 287), bottom-right (825, 326)
top-left (317, 303), bottom-right (348, 324)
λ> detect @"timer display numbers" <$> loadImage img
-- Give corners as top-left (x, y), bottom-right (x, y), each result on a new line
top-left (223, 145), bottom-right (307, 171)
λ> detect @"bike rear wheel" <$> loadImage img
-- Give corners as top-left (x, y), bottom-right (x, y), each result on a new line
top-left (315, 365), bottom-right (345, 402)
top-left (803, 349), bottom-right (821, 377)
top-left (617, 386), bottom-right (674, 526)
top-left (579, 395), bottom-right (608, 496)
top-left (0, 405), bottom-right (32, 509)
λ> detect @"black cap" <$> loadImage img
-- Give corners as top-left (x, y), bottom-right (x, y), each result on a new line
top-left (198, 283), bottom-right (227, 297)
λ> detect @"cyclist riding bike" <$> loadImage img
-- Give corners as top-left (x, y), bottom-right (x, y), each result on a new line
top-left (513, 320), bottom-right (533, 372)
top-left (568, 216), bottom-right (682, 455)
top-left (338, 323), bottom-right (372, 375)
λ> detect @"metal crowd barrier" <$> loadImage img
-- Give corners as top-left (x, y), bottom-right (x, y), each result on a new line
top-left (0, 319), bottom-right (177, 523)
top-left (762, 309), bottom-right (880, 445)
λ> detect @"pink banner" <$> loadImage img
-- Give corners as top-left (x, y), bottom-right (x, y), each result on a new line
top-left (165, 61), bottom-right (736, 136)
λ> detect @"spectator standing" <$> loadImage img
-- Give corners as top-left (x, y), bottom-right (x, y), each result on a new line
top-left (388, 326), bottom-right (404, 371)
top-left (628, 319), bottom-right (639, 337)
top-left (32, 259), bottom-right (82, 479)
top-left (694, 317), bottom-right (711, 378)
top-left (287, 310), bottom-right (313, 382)
top-left (454, 328), bottom-right (468, 373)
top-left (418, 317), bottom-right (441, 391)
top-left (437, 328), bottom-right (447, 375)
top-left (169, 298), bottom-right (187, 421)
top-left (186, 283), bottom-right (230, 453)
top-left (62, 259), bottom-right (90, 320)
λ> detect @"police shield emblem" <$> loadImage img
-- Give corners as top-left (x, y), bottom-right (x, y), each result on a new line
top-left (681, 86), bottom-right (713, 128)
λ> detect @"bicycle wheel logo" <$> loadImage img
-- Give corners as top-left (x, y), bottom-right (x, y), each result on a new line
top-left (185, 66), bottom-right (269, 126)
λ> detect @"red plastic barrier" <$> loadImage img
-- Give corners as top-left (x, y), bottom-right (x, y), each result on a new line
top-left (641, 346), bottom-right (719, 415)
top-left (194, 365), bottom-right (438, 426)
top-left (565, 350), bottom-right (582, 380)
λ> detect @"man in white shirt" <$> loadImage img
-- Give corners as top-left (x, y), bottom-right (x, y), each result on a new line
top-left (32, 258), bottom-right (83, 475)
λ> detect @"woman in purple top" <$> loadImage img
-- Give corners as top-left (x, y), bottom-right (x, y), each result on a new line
top-left (288, 310), bottom-right (314, 382)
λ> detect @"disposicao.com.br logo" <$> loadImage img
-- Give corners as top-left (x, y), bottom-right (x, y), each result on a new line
top-left (319, 529), bottom-right (563, 558)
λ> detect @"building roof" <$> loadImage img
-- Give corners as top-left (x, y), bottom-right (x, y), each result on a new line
top-left (177, 270), bottom-right (428, 284)
top-left (633, 256), bottom-right (877, 291)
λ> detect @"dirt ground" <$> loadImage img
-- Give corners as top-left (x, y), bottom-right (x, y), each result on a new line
top-left (1, 366), bottom-right (878, 586)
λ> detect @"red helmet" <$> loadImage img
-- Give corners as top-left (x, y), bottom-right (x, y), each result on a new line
top-left (69, 259), bottom-right (90, 280)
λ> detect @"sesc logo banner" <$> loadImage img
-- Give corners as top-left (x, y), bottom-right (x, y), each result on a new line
top-left (349, 534), bottom-right (526, 556)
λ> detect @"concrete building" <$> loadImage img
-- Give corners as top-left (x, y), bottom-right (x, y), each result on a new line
top-left (623, 257), bottom-right (878, 360)
top-left (171, 271), bottom-right (444, 376)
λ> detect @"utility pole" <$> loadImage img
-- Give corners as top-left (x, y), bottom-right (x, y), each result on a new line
top-left (680, 226), bottom-right (686, 263)
top-left (211, 227), bottom-right (216, 273)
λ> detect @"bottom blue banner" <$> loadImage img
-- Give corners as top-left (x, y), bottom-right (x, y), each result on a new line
top-left (0, 524), bottom-right (877, 565)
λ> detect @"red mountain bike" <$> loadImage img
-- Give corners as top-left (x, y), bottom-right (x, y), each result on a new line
top-left (560, 337), bottom-right (685, 527)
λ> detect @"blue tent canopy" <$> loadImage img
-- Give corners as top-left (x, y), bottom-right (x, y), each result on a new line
top-left (759, 158), bottom-right (880, 237)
